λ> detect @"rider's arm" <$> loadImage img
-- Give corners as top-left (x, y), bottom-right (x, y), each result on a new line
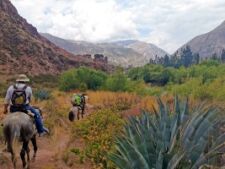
top-left (26, 86), bottom-right (32, 103)
top-left (3, 104), bottom-right (9, 114)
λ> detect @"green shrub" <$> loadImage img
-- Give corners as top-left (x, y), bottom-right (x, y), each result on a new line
top-left (128, 65), bottom-right (170, 85)
top-left (104, 71), bottom-right (130, 92)
top-left (127, 62), bottom-right (225, 86)
top-left (59, 67), bottom-right (107, 91)
top-left (71, 109), bottom-right (124, 169)
top-left (59, 69), bottom-right (80, 91)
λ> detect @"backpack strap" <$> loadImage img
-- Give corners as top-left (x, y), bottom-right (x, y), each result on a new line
top-left (22, 85), bottom-right (27, 90)
top-left (13, 84), bottom-right (18, 90)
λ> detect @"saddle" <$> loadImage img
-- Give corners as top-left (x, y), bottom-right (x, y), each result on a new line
top-left (10, 108), bottom-right (35, 118)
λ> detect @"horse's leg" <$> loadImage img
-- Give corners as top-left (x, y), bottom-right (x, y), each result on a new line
top-left (20, 141), bottom-right (29, 169)
top-left (8, 141), bottom-right (16, 169)
top-left (26, 144), bottom-right (30, 168)
top-left (31, 135), bottom-right (38, 161)
top-left (81, 107), bottom-right (84, 118)
top-left (77, 109), bottom-right (80, 120)
top-left (9, 147), bottom-right (16, 169)
top-left (12, 152), bottom-right (17, 169)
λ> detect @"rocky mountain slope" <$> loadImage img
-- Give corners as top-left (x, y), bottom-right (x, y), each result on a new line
top-left (0, 0), bottom-right (109, 76)
top-left (41, 33), bottom-right (168, 67)
top-left (178, 20), bottom-right (225, 58)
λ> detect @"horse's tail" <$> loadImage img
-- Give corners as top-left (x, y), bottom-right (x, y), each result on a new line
top-left (4, 123), bottom-right (19, 168)
top-left (3, 123), bottom-right (17, 153)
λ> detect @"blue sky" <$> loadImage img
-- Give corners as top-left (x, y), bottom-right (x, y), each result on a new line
top-left (11, 0), bottom-right (225, 53)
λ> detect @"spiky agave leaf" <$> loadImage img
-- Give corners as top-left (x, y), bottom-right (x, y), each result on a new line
top-left (109, 97), bottom-right (225, 169)
top-left (113, 136), bottom-right (151, 169)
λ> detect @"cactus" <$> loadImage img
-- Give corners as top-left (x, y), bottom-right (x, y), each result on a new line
top-left (109, 97), bottom-right (225, 169)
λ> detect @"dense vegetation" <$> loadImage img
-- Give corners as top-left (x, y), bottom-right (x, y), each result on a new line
top-left (59, 67), bottom-right (142, 93)
top-left (59, 60), bottom-right (225, 101)
top-left (150, 46), bottom-right (200, 67)
top-left (70, 108), bottom-right (124, 169)
top-left (59, 67), bottom-right (107, 91)
top-left (151, 46), bottom-right (225, 68)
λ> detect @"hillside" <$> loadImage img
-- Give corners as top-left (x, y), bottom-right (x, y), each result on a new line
top-left (0, 0), bottom-right (110, 76)
top-left (41, 33), bottom-right (168, 67)
top-left (178, 20), bottom-right (225, 58)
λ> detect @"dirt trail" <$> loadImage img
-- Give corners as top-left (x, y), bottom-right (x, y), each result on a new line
top-left (31, 106), bottom-right (93, 169)
top-left (31, 134), bottom-right (70, 169)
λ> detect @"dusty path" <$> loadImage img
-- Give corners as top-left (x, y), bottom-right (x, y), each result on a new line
top-left (31, 133), bottom-right (70, 169)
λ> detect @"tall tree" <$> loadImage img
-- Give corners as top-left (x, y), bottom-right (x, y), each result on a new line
top-left (180, 46), bottom-right (193, 67)
top-left (163, 54), bottom-right (170, 67)
top-left (221, 49), bottom-right (225, 62)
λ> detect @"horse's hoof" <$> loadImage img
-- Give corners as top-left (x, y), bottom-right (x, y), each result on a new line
top-left (32, 155), bottom-right (36, 162)
top-left (24, 164), bottom-right (30, 169)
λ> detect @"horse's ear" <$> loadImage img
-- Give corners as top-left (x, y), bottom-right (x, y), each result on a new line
top-left (68, 111), bottom-right (75, 122)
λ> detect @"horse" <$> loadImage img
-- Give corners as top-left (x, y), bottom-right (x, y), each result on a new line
top-left (3, 112), bottom-right (37, 169)
top-left (69, 94), bottom-right (88, 121)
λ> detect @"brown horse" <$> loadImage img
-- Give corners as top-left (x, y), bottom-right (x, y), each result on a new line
top-left (3, 112), bottom-right (37, 169)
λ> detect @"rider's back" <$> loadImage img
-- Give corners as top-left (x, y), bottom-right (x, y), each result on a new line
top-left (6, 83), bottom-right (32, 106)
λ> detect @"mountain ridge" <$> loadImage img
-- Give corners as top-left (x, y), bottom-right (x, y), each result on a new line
top-left (177, 20), bottom-right (225, 58)
top-left (41, 33), bottom-right (168, 67)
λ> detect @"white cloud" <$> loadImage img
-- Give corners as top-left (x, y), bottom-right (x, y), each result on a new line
top-left (129, 0), bottom-right (225, 53)
top-left (11, 0), bottom-right (225, 53)
top-left (11, 0), bottom-right (138, 42)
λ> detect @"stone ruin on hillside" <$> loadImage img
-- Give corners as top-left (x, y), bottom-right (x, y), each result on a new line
top-left (93, 54), bottom-right (108, 64)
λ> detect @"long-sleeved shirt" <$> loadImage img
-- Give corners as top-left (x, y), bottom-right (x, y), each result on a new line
top-left (4, 83), bottom-right (32, 105)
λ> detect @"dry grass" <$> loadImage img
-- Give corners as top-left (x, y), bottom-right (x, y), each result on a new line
top-left (87, 91), bottom-right (141, 113)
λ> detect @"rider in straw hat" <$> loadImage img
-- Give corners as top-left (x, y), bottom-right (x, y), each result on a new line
top-left (3, 74), bottom-right (49, 136)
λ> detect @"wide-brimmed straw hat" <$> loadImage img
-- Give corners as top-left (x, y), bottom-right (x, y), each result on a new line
top-left (16, 74), bottom-right (30, 82)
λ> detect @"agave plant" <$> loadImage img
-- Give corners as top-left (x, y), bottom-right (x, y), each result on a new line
top-left (34, 89), bottom-right (51, 101)
top-left (109, 96), bottom-right (225, 169)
